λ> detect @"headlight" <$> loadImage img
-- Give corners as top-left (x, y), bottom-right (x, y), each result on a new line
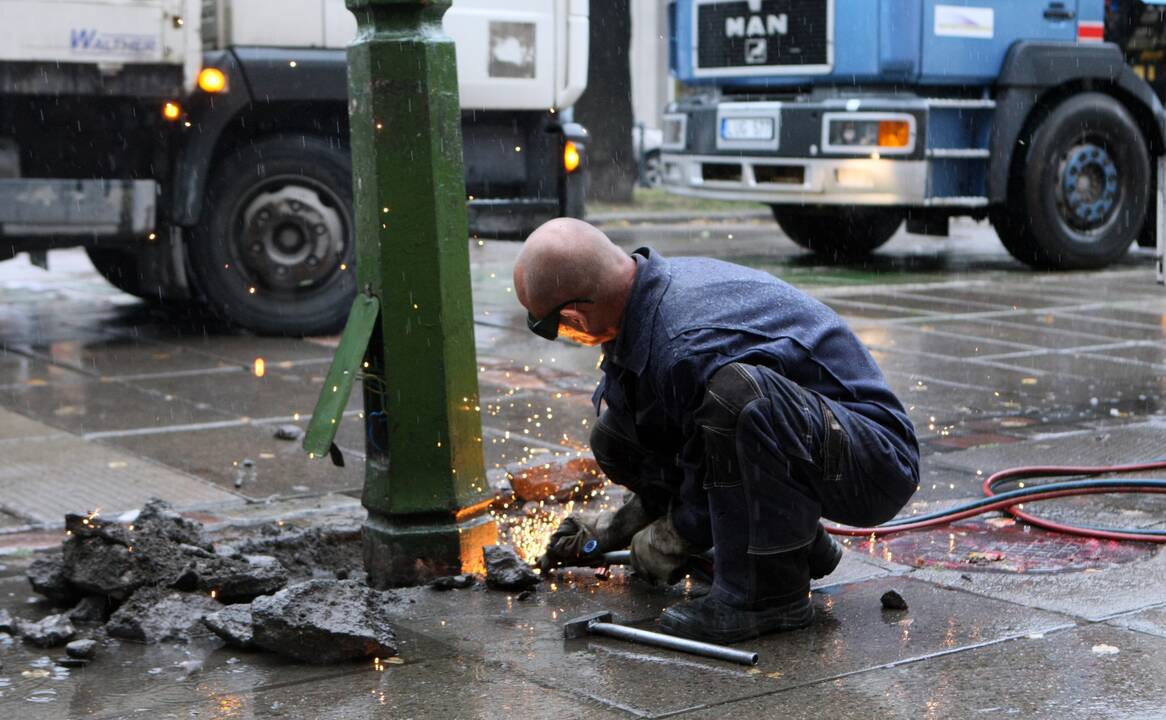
top-left (662, 114), bottom-right (687, 150)
top-left (823, 114), bottom-right (915, 153)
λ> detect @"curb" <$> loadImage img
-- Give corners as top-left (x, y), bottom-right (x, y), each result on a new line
top-left (586, 209), bottom-right (773, 225)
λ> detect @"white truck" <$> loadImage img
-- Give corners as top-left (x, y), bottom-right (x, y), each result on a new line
top-left (0, 0), bottom-right (590, 334)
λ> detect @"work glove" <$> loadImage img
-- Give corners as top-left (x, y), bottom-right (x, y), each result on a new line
top-left (538, 494), bottom-right (655, 572)
top-left (538, 516), bottom-right (602, 572)
top-left (629, 510), bottom-right (697, 586)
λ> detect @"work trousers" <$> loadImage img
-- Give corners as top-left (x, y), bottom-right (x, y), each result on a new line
top-left (590, 362), bottom-right (917, 605)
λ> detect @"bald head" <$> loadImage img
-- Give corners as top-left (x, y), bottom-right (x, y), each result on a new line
top-left (514, 218), bottom-right (637, 345)
top-left (514, 218), bottom-right (633, 315)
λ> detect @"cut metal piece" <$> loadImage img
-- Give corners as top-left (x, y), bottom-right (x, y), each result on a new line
top-left (302, 292), bottom-right (379, 462)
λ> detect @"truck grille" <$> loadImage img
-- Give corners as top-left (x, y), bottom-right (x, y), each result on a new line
top-left (694, 0), bottom-right (830, 74)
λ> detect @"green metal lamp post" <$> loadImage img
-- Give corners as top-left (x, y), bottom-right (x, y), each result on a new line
top-left (304, 0), bottom-right (496, 587)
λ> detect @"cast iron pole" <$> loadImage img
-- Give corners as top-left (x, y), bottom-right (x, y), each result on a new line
top-left (345, 0), bottom-right (495, 587)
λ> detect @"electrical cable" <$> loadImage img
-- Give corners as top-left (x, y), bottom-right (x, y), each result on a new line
top-left (824, 460), bottom-right (1166, 543)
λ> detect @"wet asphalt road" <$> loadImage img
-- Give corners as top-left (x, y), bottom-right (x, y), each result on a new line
top-left (1, 217), bottom-right (1165, 718)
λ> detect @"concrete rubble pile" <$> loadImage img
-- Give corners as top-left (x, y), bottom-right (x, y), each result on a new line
top-left (16, 499), bottom-right (399, 665)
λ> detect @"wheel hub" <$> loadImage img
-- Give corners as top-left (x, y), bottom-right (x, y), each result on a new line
top-left (1058, 143), bottom-right (1119, 231)
top-left (238, 185), bottom-right (346, 292)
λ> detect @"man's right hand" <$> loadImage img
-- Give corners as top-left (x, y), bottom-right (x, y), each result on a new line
top-left (538, 515), bottom-right (603, 572)
top-left (537, 493), bottom-right (657, 572)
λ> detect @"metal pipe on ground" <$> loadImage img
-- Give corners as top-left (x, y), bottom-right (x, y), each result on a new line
top-left (563, 610), bottom-right (759, 666)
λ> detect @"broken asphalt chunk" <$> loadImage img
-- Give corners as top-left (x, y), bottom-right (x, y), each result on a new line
top-left (18, 613), bottom-right (76, 648)
top-left (171, 554), bottom-right (288, 602)
top-left (27, 554), bottom-right (81, 606)
top-left (880, 589), bottom-right (909, 611)
top-left (65, 638), bottom-right (98, 660)
top-left (250, 579), bottom-right (398, 664)
top-left (105, 587), bottom-right (221, 643)
top-left (0, 608), bottom-right (15, 633)
top-left (429, 574), bottom-right (479, 591)
top-left (483, 545), bottom-right (540, 591)
top-left (273, 424), bottom-right (303, 441)
top-left (203, 604), bottom-right (255, 650)
top-left (68, 595), bottom-right (112, 624)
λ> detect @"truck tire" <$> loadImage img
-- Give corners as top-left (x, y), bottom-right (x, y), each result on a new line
top-left (771, 206), bottom-right (902, 262)
top-left (86, 247), bottom-right (151, 300)
top-left (998, 93), bottom-right (1149, 270)
top-left (188, 135), bottom-right (356, 336)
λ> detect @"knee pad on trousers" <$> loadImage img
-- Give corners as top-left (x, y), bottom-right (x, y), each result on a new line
top-left (695, 363), bottom-right (766, 487)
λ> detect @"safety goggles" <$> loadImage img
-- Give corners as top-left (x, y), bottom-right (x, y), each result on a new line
top-left (526, 298), bottom-right (593, 340)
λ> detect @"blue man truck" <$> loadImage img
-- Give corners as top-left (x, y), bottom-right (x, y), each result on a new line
top-left (661, 0), bottom-right (1166, 270)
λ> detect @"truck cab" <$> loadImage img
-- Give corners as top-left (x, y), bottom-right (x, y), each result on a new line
top-left (662, 0), bottom-right (1166, 269)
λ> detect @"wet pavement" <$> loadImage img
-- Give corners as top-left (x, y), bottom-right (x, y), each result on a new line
top-left (0, 218), bottom-right (1164, 718)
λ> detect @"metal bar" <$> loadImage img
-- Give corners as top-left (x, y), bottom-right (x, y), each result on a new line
top-left (590, 622), bottom-right (758, 666)
top-left (302, 293), bottom-right (379, 458)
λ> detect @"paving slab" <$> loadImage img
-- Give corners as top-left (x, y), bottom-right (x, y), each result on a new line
top-left (974, 350), bottom-right (1162, 385)
top-left (0, 408), bottom-right (237, 525)
top-left (375, 575), bottom-right (1069, 718)
top-left (857, 324), bottom-right (1031, 360)
top-left (898, 286), bottom-right (1079, 311)
top-left (105, 424), bottom-right (364, 501)
top-left (911, 537), bottom-right (1166, 621)
top-left (1091, 342), bottom-right (1166, 370)
top-left (998, 311), bottom-right (1166, 342)
top-left (928, 422), bottom-right (1166, 474)
top-left (1108, 604), bottom-right (1166, 640)
top-left (11, 335), bottom-right (246, 378)
top-left (824, 300), bottom-right (932, 321)
top-left (684, 623), bottom-right (1166, 720)
top-left (926, 317), bottom-right (1125, 350)
top-left (826, 291), bottom-right (1005, 315)
top-left (0, 378), bottom-right (230, 435)
top-left (132, 364), bottom-right (345, 420)
top-left (0, 406), bottom-right (70, 443)
top-left (0, 351), bottom-right (89, 389)
top-left (103, 330), bottom-right (338, 367)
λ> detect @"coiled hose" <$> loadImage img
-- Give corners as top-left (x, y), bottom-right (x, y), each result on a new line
top-left (825, 461), bottom-right (1166, 543)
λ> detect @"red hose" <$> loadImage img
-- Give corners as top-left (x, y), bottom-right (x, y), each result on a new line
top-left (825, 461), bottom-right (1166, 543)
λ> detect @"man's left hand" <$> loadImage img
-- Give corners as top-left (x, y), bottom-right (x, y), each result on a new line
top-left (629, 512), bottom-right (697, 585)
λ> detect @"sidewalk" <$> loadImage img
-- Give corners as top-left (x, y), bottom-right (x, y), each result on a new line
top-left (1, 238), bottom-right (1165, 718)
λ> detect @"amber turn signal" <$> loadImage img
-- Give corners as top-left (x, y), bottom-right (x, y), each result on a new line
top-left (162, 101), bottom-right (182, 121)
top-left (197, 67), bottom-right (228, 93)
top-left (563, 140), bottom-right (581, 173)
top-left (878, 120), bottom-right (911, 148)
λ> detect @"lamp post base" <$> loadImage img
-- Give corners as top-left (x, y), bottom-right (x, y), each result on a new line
top-left (362, 509), bottom-right (498, 588)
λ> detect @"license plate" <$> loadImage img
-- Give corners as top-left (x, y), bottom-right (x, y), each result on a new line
top-left (721, 117), bottom-right (774, 141)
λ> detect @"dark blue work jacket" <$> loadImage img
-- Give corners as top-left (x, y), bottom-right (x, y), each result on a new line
top-left (594, 247), bottom-right (918, 483)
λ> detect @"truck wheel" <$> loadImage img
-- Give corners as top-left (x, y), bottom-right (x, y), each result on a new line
top-left (188, 135), bottom-right (355, 336)
top-left (1001, 93), bottom-right (1149, 270)
top-left (771, 206), bottom-right (902, 261)
top-left (86, 247), bottom-right (150, 300)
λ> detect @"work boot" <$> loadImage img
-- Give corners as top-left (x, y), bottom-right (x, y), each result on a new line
top-left (809, 523), bottom-right (843, 580)
top-left (658, 545), bottom-right (814, 644)
top-left (657, 594), bottom-right (813, 644)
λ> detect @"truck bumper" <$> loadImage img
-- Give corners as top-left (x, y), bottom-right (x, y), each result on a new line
top-left (661, 153), bottom-right (928, 206)
top-left (662, 95), bottom-right (996, 209)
